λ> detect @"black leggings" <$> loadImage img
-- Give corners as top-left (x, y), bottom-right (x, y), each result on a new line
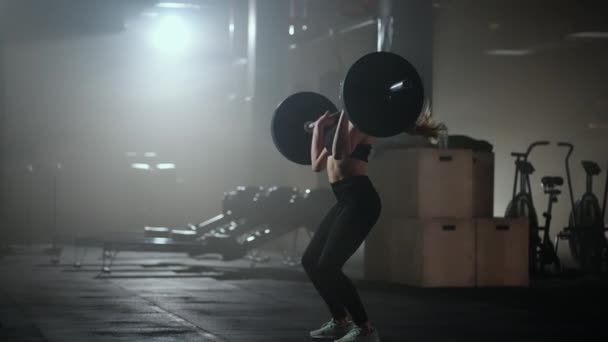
top-left (301, 175), bottom-right (381, 326)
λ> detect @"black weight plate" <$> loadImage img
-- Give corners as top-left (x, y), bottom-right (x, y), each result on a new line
top-left (271, 92), bottom-right (337, 165)
top-left (343, 51), bottom-right (424, 137)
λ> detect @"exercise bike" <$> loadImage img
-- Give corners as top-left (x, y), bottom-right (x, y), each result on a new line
top-left (505, 140), bottom-right (561, 275)
top-left (537, 176), bottom-right (563, 274)
top-left (556, 143), bottom-right (608, 275)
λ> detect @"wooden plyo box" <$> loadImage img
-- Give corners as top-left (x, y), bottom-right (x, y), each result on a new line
top-left (369, 148), bottom-right (494, 218)
top-left (364, 217), bottom-right (529, 288)
top-left (475, 217), bottom-right (529, 287)
top-left (364, 218), bottom-right (476, 287)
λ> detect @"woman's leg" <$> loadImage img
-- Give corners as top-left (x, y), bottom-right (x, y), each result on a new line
top-left (301, 203), bottom-right (350, 321)
top-left (314, 201), bottom-right (379, 327)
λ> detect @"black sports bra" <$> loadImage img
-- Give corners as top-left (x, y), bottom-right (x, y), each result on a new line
top-left (349, 143), bottom-right (372, 162)
top-left (324, 125), bottom-right (372, 162)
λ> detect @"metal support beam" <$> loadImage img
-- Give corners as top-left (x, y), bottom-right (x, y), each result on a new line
top-left (377, 0), bottom-right (393, 51)
top-left (0, 38), bottom-right (5, 241)
top-left (247, 0), bottom-right (257, 102)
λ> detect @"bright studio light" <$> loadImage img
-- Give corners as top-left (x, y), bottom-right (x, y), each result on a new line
top-left (566, 31), bottom-right (608, 39)
top-left (132, 163), bottom-right (151, 170)
top-left (156, 163), bottom-right (176, 170)
top-left (156, 2), bottom-right (201, 10)
top-left (151, 15), bottom-right (191, 54)
top-left (485, 49), bottom-right (533, 56)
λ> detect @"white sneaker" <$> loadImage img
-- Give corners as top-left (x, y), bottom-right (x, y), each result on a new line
top-left (334, 325), bottom-right (380, 342)
top-left (310, 318), bottom-right (355, 340)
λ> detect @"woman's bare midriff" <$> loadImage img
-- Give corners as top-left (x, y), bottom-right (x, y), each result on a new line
top-left (326, 157), bottom-right (369, 183)
top-left (325, 134), bottom-right (373, 183)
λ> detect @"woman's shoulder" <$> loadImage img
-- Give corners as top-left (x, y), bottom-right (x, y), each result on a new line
top-left (361, 136), bottom-right (375, 145)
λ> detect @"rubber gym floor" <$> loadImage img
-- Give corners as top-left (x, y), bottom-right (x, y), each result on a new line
top-left (1, 245), bottom-right (607, 342)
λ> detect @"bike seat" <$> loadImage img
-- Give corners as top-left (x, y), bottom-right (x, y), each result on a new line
top-left (582, 161), bottom-right (601, 176)
top-left (511, 152), bottom-right (527, 158)
top-left (541, 176), bottom-right (563, 187)
top-left (516, 160), bottom-right (535, 175)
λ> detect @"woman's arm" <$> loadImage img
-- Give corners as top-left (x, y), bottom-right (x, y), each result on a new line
top-left (331, 111), bottom-right (367, 160)
top-left (311, 111), bottom-right (333, 172)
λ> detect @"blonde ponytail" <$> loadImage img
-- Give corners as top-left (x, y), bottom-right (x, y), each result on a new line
top-left (407, 108), bottom-right (447, 139)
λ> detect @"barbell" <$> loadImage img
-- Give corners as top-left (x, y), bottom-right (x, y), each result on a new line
top-left (270, 51), bottom-right (425, 165)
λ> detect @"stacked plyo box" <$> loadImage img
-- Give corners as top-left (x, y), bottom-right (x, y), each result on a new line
top-left (365, 148), bottom-right (528, 287)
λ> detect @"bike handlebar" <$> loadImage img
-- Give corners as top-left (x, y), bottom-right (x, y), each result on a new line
top-left (525, 141), bottom-right (550, 156)
top-left (557, 142), bottom-right (574, 159)
top-left (557, 142), bottom-right (576, 219)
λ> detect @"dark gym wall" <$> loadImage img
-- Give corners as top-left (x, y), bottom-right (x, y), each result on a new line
top-left (432, 0), bottom-right (608, 265)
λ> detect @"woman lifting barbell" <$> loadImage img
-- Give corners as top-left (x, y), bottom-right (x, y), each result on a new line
top-left (302, 107), bottom-right (444, 342)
